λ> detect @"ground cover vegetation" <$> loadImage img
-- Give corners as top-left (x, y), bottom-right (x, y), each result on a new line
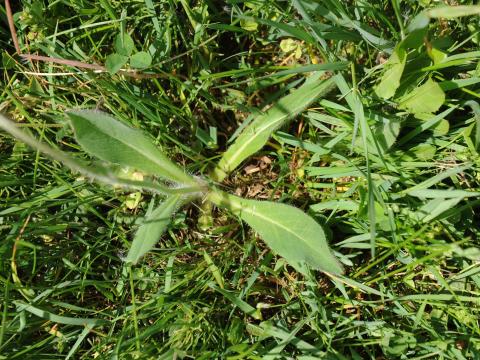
top-left (1, 0), bottom-right (480, 358)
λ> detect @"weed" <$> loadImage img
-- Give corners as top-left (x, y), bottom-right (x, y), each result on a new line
top-left (1, 1), bottom-right (480, 359)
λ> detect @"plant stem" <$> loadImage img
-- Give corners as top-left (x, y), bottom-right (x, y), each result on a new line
top-left (391, 0), bottom-right (405, 39)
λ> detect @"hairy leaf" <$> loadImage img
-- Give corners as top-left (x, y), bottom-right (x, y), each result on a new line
top-left (427, 5), bottom-right (480, 19)
top-left (208, 190), bottom-right (343, 275)
top-left (67, 110), bottom-right (198, 186)
top-left (125, 196), bottom-right (182, 264)
top-left (211, 77), bottom-right (335, 182)
top-left (0, 113), bottom-right (188, 195)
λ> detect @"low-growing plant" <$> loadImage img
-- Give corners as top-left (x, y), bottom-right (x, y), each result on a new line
top-left (0, 75), bottom-right (343, 276)
top-left (106, 32), bottom-right (152, 74)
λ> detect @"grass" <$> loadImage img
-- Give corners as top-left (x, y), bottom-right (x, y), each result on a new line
top-left (1, 0), bottom-right (480, 358)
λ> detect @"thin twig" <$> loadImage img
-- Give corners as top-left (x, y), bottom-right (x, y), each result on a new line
top-left (5, 0), bottom-right (20, 54)
top-left (3, 1), bottom-right (198, 80)
top-left (20, 54), bottom-right (177, 79)
top-left (21, 54), bottom-right (104, 71)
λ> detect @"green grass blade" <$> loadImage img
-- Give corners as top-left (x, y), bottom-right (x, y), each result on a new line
top-left (14, 301), bottom-right (107, 326)
top-left (208, 189), bottom-right (344, 275)
top-left (65, 325), bottom-right (93, 360)
top-left (408, 189), bottom-right (480, 198)
top-left (67, 110), bottom-right (198, 186)
top-left (208, 282), bottom-right (262, 320)
top-left (397, 107), bottom-right (456, 146)
top-left (125, 196), bottom-right (183, 264)
top-left (211, 77), bottom-right (336, 182)
top-left (335, 74), bottom-right (377, 257)
top-left (248, 320), bottom-right (324, 356)
top-left (401, 164), bottom-right (471, 194)
top-left (419, 197), bottom-right (463, 223)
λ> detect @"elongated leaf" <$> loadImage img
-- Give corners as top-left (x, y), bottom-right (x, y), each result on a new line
top-left (14, 301), bottom-right (107, 326)
top-left (401, 164), bottom-right (471, 194)
top-left (427, 5), bottom-right (480, 19)
top-left (0, 114), bottom-right (188, 196)
top-left (125, 196), bottom-right (182, 264)
top-left (418, 197), bottom-right (462, 223)
top-left (211, 77), bottom-right (335, 181)
top-left (406, 12), bottom-right (430, 32)
top-left (335, 74), bottom-right (377, 256)
top-left (248, 16), bottom-right (316, 44)
top-left (398, 79), bottom-right (445, 115)
top-left (408, 189), bottom-right (480, 198)
top-left (465, 101), bottom-right (480, 150)
top-left (247, 320), bottom-right (323, 356)
top-left (208, 190), bottom-right (343, 275)
top-left (374, 46), bottom-right (407, 100)
top-left (397, 107), bottom-right (455, 146)
top-left (67, 110), bottom-right (197, 186)
top-left (208, 282), bottom-right (262, 320)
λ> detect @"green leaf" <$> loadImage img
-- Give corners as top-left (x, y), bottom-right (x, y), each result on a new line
top-left (0, 113), bottom-right (184, 195)
top-left (400, 164), bottom-right (471, 195)
top-left (240, 18), bottom-right (258, 32)
top-left (406, 12), bottom-right (430, 33)
top-left (114, 33), bottom-right (135, 56)
top-left (412, 143), bottom-right (436, 160)
top-left (419, 197), bottom-right (463, 223)
top-left (203, 252), bottom-right (224, 289)
top-left (355, 114), bottom-right (401, 155)
top-left (208, 190), bottom-right (343, 275)
top-left (374, 47), bottom-right (407, 100)
top-left (280, 38), bottom-right (300, 53)
top-left (398, 78), bottom-right (445, 115)
top-left (372, 116), bottom-right (401, 153)
top-left (125, 196), bottom-right (182, 264)
top-left (402, 28), bottom-right (427, 49)
top-left (105, 53), bottom-right (128, 74)
top-left (427, 47), bottom-right (448, 64)
top-left (130, 51), bottom-right (152, 69)
top-left (2, 51), bottom-right (15, 69)
top-left (397, 107), bottom-right (455, 146)
top-left (432, 119), bottom-right (449, 136)
top-left (14, 301), bottom-right (107, 326)
top-left (427, 5), bottom-right (480, 19)
top-left (252, 17), bottom-right (316, 44)
top-left (67, 110), bottom-right (198, 186)
top-left (211, 77), bottom-right (335, 182)
top-left (208, 282), bottom-right (262, 319)
top-left (408, 189), bottom-right (480, 198)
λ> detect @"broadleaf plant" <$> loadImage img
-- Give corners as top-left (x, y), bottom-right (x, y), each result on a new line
top-left (0, 77), bottom-right (343, 275)
top-left (106, 33), bottom-right (152, 74)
